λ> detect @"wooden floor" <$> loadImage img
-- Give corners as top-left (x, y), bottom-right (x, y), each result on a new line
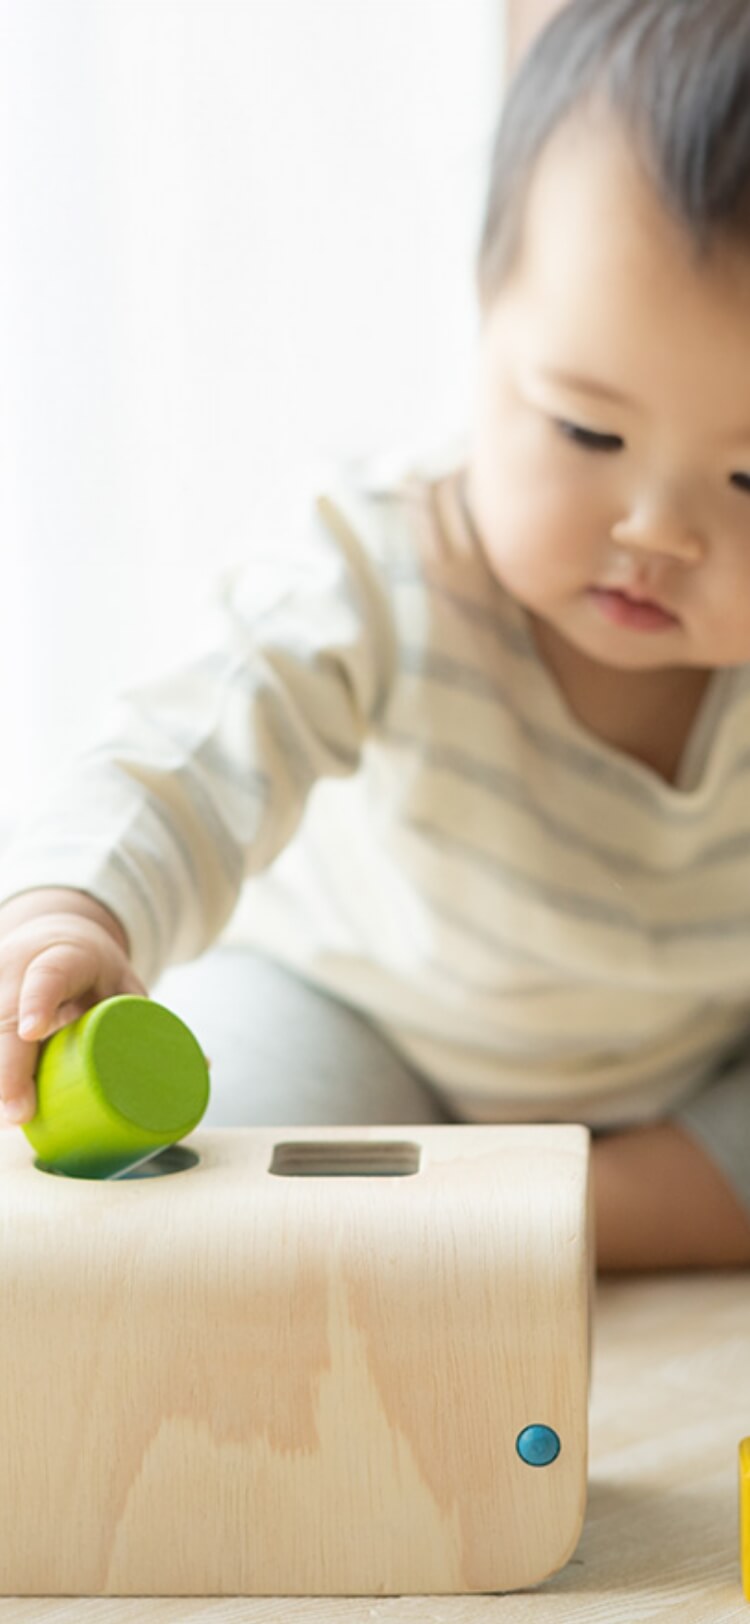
top-left (2, 1269), bottom-right (749, 1621)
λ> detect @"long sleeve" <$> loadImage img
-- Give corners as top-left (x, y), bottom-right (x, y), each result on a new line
top-left (0, 492), bottom-right (397, 984)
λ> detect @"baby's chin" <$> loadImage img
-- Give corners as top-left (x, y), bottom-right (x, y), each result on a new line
top-left (529, 598), bottom-right (694, 675)
top-left (571, 627), bottom-right (689, 674)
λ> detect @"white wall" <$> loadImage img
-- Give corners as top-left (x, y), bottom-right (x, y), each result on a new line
top-left (0, 0), bottom-right (504, 821)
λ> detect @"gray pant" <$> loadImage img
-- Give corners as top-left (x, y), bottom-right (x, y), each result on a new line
top-left (153, 946), bottom-right (456, 1128)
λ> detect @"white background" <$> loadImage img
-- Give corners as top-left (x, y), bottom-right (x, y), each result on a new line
top-left (0, 0), bottom-right (504, 823)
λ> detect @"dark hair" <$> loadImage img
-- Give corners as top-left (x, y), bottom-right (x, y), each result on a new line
top-left (477, 0), bottom-right (750, 307)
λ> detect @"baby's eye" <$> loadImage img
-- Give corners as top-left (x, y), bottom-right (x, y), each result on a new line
top-left (555, 420), bottom-right (624, 453)
top-left (730, 471), bottom-right (750, 495)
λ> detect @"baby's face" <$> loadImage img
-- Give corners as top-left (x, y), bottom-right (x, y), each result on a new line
top-left (466, 111), bottom-right (750, 672)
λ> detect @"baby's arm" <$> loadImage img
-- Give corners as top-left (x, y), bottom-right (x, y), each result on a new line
top-left (0, 488), bottom-right (394, 1125)
top-left (0, 491), bottom-right (395, 993)
top-left (592, 1121), bottom-right (750, 1270)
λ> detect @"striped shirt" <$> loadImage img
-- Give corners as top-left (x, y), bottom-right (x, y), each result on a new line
top-left (3, 443), bottom-right (750, 1126)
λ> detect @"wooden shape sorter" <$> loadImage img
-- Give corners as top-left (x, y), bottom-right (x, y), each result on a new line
top-left (0, 1123), bottom-right (593, 1596)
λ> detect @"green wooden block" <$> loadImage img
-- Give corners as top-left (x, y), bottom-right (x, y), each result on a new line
top-left (22, 995), bottom-right (210, 1179)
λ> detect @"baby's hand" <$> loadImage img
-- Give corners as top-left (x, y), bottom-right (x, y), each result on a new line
top-left (0, 909), bottom-right (146, 1125)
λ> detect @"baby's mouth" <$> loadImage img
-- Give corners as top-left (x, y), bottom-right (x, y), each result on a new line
top-left (587, 586), bottom-right (680, 632)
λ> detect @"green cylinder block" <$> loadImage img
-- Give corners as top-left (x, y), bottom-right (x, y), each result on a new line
top-left (22, 995), bottom-right (210, 1179)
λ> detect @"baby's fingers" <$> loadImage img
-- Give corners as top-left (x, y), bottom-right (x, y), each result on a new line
top-left (0, 1015), bottom-right (39, 1124)
top-left (16, 940), bottom-right (106, 1043)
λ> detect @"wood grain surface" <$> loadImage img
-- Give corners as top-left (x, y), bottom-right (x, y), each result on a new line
top-left (1, 1266), bottom-right (749, 1619)
top-left (0, 1126), bottom-right (591, 1597)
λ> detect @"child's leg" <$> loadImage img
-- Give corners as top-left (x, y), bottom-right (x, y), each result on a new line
top-left (153, 946), bottom-right (456, 1127)
top-left (670, 1042), bottom-right (750, 1222)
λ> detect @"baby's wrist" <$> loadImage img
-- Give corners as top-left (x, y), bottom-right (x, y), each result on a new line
top-left (0, 887), bottom-right (130, 956)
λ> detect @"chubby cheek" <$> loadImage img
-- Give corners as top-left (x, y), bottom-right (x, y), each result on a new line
top-left (469, 414), bottom-right (598, 603)
top-left (702, 554), bottom-right (750, 663)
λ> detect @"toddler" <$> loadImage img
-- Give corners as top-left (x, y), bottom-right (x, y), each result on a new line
top-left (2, 0), bottom-right (750, 1271)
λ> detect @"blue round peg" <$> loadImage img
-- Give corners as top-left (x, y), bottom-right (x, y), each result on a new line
top-left (515, 1424), bottom-right (561, 1467)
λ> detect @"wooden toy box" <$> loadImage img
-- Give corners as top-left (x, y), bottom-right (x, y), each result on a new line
top-left (0, 1123), bottom-right (592, 1596)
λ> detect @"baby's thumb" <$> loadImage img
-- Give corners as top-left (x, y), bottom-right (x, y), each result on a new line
top-left (17, 941), bottom-right (142, 1042)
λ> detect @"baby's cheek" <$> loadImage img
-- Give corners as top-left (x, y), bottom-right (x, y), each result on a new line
top-left (469, 435), bottom-right (598, 598)
top-left (480, 529), bottom-right (558, 608)
top-left (703, 560), bottom-right (750, 662)
top-left (493, 498), bottom-right (587, 597)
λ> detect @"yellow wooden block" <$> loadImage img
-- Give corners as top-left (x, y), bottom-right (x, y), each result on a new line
top-left (740, 1438), bottom-right (750, 1600)
top-left (0, 1123), bottom-right (592, 1596)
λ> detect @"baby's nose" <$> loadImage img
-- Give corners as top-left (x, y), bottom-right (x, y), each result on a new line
top-left (611, 505), bottom-right (704, 563)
